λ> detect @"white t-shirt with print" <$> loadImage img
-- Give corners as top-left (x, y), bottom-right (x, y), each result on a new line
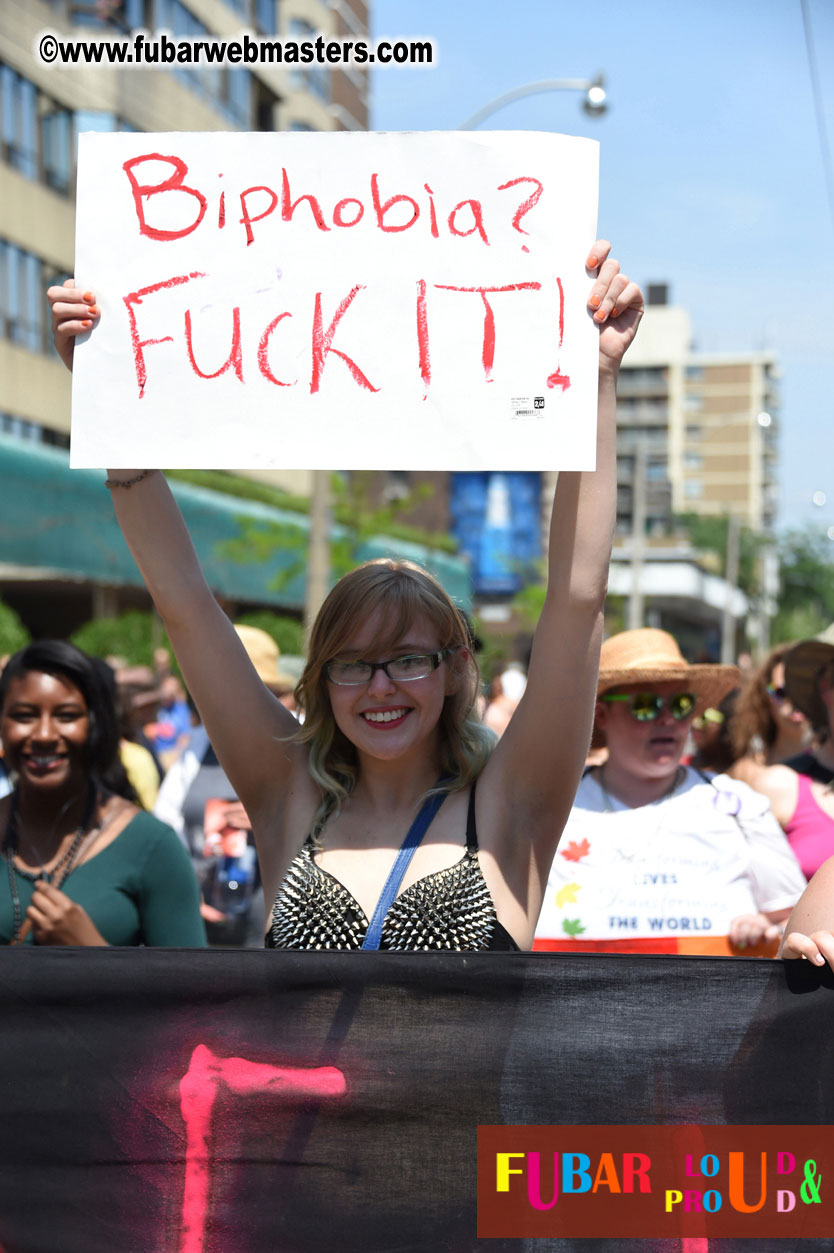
top-left (534, 767), bottom-right (806, 944)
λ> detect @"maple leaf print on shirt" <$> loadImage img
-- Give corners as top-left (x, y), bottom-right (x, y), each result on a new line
top-left (555, 882), bottom-right (581, 908)
top-left (562, 918), bottom-right (586, 936)
top-left (560, 838), bottom-right (591, 863)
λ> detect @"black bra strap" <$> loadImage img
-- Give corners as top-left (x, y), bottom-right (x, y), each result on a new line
top-left (466, 780), bottom-right (478, 850)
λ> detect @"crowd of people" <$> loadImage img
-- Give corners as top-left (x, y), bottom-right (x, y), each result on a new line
top-left (5, 608), bottom-right (833, 956)
top-left (1, 249), bottom-right (832, 962)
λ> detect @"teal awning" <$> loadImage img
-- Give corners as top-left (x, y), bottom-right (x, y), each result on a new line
top-left (0, 436), bottom-right (471, 611)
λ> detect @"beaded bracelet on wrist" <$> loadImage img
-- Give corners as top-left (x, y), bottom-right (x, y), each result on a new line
top-left (104, 469), bottom-right (157, 490)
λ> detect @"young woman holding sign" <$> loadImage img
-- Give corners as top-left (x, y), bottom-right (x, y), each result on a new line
top-left (48, 242), bottom-right (642, 951)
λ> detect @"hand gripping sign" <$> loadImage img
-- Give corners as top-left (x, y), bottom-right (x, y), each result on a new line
top-left (71, 130), bottom-right (599, 471)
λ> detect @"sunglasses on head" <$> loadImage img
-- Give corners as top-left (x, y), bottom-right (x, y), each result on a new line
top-left (693, 708), bottom-right (725, 730)
top-left (600, 691), bottom-right (697, 722)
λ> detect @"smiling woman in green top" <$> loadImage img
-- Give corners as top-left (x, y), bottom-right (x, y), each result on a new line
top-left (0, 640), bottom-right (205, 947)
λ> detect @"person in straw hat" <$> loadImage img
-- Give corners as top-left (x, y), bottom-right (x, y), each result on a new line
top-left (534, 628), bottom-right (806, 957)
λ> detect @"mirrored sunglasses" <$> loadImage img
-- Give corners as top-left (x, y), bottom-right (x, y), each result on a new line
top-left (766, 684), bottom-right (786, 702)
top-left (600, 691), bottom-right (697, 723)
top-left (325, 649), bottom-right (451, 686)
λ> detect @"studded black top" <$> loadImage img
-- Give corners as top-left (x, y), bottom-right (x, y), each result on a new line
top-left (265, 786), bottom-right (520, 951)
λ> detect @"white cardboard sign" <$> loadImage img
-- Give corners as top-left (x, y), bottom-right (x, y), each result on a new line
top-left (71, 130), bottom-right (599, 470)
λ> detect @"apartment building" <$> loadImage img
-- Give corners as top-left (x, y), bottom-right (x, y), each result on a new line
top-left (615, 284), bottom-right (780, 536)
top-left (0, 0), bottom-right (368, 467)
top-left (0, 0), bottom-right (375, 635)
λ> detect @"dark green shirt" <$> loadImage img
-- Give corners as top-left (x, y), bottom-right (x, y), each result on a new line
top-left (0, 811), bottom-right (207, 946)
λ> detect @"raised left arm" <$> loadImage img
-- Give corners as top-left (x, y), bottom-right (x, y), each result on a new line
top-left (477, 242), bottom-right (643, 936)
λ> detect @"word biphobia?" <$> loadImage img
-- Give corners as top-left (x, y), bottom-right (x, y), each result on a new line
top-left (121, 155), bottom-right (544, 250)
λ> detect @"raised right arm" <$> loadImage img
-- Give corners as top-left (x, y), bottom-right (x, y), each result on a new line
top-left (48, 284), bottom-right (311, 881)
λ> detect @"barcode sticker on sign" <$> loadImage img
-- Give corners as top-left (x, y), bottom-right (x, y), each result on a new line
top-left (511, 396), bottom-right (546, 420)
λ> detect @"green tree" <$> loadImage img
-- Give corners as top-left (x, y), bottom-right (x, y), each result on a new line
top-left (217, 472), bottom-right (447, 592)
top-left (674, 513), bottom-right (761, 595)
top-left (770, 528), bottom-right (834, 643)
top-left (71, 610), bottom-right (162, 666)
top-left (0, 599), bottom-right (30, 655)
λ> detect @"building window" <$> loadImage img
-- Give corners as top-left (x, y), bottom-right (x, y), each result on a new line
top-left (0, 412), bottom-right (70, 448)
top-left (0, 239), bottom-right (64, 355)
top-left (684, 393), bottom-right (703, 412)
top-left (66, 0), bottom-right (149, 29)
top-left (151, 0), bottom-right (253, 125)
top-left (1, 64), bottom-right (39, 181)
top-left (1, 62), bottom-right (80, 195)
top-left (684, 479), bottom-right (703, 499)
top-left (41, 102), bottom-right (74, 192)
top-left (289, 19), bottom-right (331, 103)
top-left (685, 423), bottom-right (702, 441)
top-left (685, 365), bottom-right (704, 381)
top-left (225, 68), bottom-right (252, 127)
top-left (683, 452), bottom-right (703, 472)
top-left (254, 0), bottom-right (277, 33)
top-left (646, 458), bottom-right (668, 482)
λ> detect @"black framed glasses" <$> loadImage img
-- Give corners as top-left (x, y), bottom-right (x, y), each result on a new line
top-left (325, 649), bottom-right (452, 686)
top-left (600, 691), bottom-right (697, 723)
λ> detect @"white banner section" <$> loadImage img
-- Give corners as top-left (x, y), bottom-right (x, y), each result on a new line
top-left (71, 131), bottom-right (599, 471)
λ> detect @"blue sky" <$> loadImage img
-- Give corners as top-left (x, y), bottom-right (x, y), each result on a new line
top-left (371, 0), bottom-right (834, 535)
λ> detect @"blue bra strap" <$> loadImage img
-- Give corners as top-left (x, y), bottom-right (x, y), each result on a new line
top-left (360, 786), bottom-right (450, 951)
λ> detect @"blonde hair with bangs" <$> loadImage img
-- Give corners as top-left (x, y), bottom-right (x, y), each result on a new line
top-left (295, 559), bottom-right (493, 821)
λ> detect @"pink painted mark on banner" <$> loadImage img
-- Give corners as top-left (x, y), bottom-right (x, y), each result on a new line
top-left (178, 1043), bottom-right (346, 1253)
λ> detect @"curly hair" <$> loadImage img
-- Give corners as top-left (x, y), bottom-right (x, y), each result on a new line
top-left (0, 640), bottom-right (137, 802)
top-left (729, 642), bottom-right (796, 760)
top-left (294, 559), bottom-right (493, 821)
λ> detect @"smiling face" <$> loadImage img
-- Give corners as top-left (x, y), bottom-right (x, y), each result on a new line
top-left (596, 680), bottom-right (696, 783)
top-left (1, 670), bottom-right (91, 793)
top-left (326, 611), bottom-right (457, 766)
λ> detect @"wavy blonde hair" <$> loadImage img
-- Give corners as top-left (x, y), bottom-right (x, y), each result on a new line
top-left (294, 559), bottom-right (493, 821)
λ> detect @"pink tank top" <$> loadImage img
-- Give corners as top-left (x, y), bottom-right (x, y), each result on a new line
top-left (784, 773), bottom-right (834, 879)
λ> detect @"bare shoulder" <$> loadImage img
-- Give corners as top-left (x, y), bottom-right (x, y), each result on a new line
top-left (728, 755), bottom-right (766, 790)
top-left (737, 762), bottom-right (798, 826)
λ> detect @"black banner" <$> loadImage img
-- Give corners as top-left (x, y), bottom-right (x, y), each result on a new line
top-left (0, 950), bottom-right (831, 1253)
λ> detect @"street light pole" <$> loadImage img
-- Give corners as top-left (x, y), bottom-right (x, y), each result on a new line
top-left (305, 469), bottom-right (332, 639)
top-left (301, 78), bottom-right (608, 644)
top-left (459, 75), bottom-right (607, 129)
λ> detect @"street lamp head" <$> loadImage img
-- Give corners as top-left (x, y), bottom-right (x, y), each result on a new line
top-left (582, 75), bottom-right (607, 118)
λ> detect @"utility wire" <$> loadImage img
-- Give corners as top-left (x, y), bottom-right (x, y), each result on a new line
top-left (800, 0), bottom-right (834, 248)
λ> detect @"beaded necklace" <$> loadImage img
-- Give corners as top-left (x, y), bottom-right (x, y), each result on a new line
top-left (2, 784), bottom-right (98, 944)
